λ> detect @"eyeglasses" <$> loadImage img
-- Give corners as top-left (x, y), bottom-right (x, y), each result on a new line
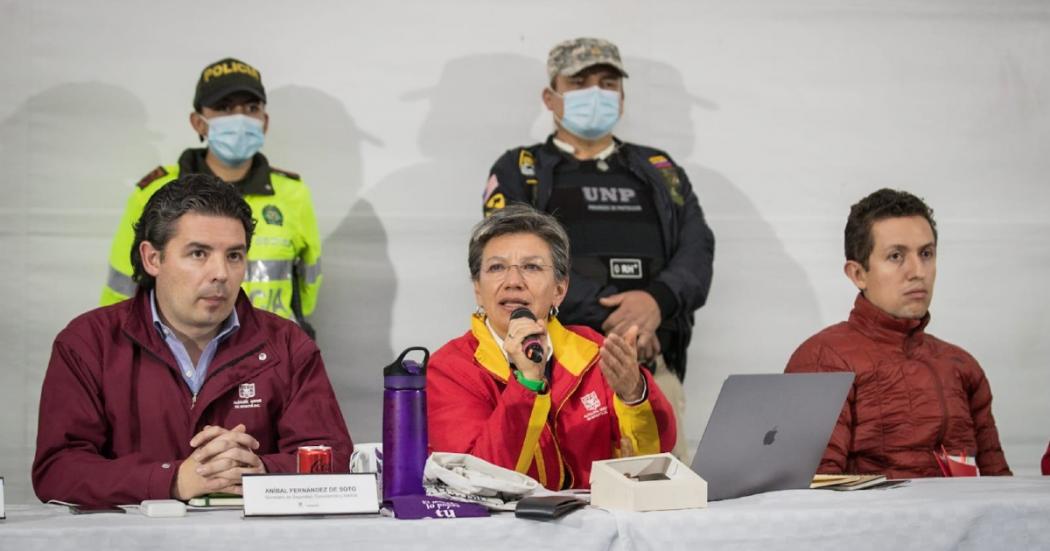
top-left (481, 261), bottom-right (553, 279)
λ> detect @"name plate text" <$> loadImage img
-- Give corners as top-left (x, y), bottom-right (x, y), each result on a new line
top-left (243, 473), bottom-right (378, 517)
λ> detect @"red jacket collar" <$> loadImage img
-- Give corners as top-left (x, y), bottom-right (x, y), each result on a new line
top-left (469, 314), bottom-right (599, 382)
top-left (122, 288), bottom-right (265, 365)
top-left (847, 293), bottom-right (930, 347)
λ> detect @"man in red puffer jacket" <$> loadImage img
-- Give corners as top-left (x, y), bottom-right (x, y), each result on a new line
top-left (786, 189), bottom-right (1010, 478)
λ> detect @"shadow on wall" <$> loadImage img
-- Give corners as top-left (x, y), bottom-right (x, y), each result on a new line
top-left (266, 86), bottom-right (393, 443)
top-left (0, 82), bottom-right (161, 503)
top-left (618, 58), bottom-right (822, 437)
top-left (364, 54), bottom-right (545, 357)
top-left (0, 82), bottom-right (163, 216)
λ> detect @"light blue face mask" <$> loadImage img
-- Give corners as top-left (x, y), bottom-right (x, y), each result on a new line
top-left (554, 86), bottom-right (621, 140)
top-left (205, 114), bottom-right (265, 166)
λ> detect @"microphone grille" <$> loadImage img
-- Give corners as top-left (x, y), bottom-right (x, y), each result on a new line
top-left (510, 307), bottom-right (536, 321)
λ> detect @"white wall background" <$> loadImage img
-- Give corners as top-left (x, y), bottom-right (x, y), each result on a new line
top-left (1, 0), bottom-right (1047, 503)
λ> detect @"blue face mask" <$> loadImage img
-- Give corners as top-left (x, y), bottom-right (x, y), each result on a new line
top-left (205, 114), bottom-right (265, 166)
top-left (554, 86), bottom-right (621, 140)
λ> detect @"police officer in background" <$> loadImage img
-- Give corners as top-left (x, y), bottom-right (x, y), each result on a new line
top-left (102, 58), bottom-right (322, 336)
top-left (483, 38), bottom-right (714, 458)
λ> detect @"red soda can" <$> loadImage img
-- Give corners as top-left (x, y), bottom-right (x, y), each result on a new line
top-left (297, 445), bottom-right (333, 473)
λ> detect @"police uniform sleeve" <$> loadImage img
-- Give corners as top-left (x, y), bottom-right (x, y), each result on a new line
top-left (647, 155), bottom-right (715, 318)
top-left (294, 181), bottom-right (323, 319)
top-left (100, 179), bottom-right (154, 305)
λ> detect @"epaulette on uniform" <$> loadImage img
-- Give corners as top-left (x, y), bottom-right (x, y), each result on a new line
top-left (136, 166), bottom-right (168, 189)
top-left (270, 166), bottom-right (301, 181)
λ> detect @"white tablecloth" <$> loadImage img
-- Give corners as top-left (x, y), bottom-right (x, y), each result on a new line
top-left (609, 477), bottom-right (1050, 551)
top-left (3, 477), bottom-right (1048, 551)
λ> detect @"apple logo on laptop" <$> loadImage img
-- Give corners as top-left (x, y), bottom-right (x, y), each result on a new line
top-left (763, 426), bottom-right (778, 446)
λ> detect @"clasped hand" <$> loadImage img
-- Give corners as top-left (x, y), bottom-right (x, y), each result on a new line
top-left (173, 423), bottom-right (266, 500)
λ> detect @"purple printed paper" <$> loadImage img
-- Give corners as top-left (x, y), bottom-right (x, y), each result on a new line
top-left (386, 495), bottom-right (490, 519)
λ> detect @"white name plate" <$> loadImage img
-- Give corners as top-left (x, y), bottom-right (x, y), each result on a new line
top-left (242, 473), bottom-right (379, 517)
top-left (1, 477), bottom-right (5, 519)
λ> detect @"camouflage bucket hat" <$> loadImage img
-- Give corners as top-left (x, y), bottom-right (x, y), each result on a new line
top-left (547, 37), bottom-right (629, 80)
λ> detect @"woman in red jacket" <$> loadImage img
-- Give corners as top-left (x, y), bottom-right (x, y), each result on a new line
top-left (427, 204), bottom-right (676, 489)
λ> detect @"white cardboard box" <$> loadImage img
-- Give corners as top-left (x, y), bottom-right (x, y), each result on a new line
top-left (590, 453), bottom-right (707, 512)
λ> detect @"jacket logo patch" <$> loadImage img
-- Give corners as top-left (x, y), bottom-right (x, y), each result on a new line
top-left (518, 150), bottom-right (536, 177)
top-left (658, 168), bottom-right (684, 206)
top-left (484, 192), bottom-right (506, 214)
top-left (648, 155), bottom-right (685, 206)
top-left (581, 186), bottom-right (641, 212)
top-left (262, 204), bottom-right (284, 226)
top-left (580, 391), bottom-right (608, 422)
top-left (610, 258), bottom-right (643, 279)
top-left (234, 383), bottom-right (262, 410)
top-left (648, 155), bottom-right (673, 169)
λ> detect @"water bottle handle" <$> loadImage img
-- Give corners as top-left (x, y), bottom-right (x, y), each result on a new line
top-left (396, 346), bottom-right (429, 370)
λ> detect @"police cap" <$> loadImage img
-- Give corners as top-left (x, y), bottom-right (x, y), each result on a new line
top-left (193, 57), bottom-right (266, 111)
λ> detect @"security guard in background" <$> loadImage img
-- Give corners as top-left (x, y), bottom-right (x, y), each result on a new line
top-left (483, 38), bottom-right (715, 459)
top-left (102, 58), bottom-right (322, 336)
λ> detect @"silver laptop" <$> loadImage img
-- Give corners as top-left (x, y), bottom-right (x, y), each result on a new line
top-left (690, 373), bottom-right (854, 501)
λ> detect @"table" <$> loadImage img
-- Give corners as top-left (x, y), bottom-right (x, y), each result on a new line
top-left (609, 476), bottom-right (1050, 550)
top-left (3, 477), bottom-right (1048, 551)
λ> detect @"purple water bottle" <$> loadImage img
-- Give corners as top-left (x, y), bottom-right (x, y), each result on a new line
top-left (382, 347), bottom-right (429, 500)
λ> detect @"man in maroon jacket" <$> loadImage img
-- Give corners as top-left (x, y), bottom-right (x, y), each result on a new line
top-left (786, 189), bottom-right (1010, 478)
top-left (33, 174), bottom-right (352, 506)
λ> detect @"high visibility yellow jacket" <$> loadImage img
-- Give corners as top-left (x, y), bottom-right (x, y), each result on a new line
top-left (101, 149), bottom-right (322, 323)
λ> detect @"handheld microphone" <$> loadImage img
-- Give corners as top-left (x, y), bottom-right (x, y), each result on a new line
top-left (510, 307), bottom-right (545, 364)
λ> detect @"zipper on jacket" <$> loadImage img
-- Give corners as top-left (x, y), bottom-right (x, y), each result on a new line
top-left (126, 333), bottom-right (202, 415)
top-left (551, 355), bottom-right (601, 489)
top-left (910, 343), bottom-right (949, 447)
top-left (185, 344), bottom-right (265, 427)
top-left (546, 424), bottom-right (567, 489)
